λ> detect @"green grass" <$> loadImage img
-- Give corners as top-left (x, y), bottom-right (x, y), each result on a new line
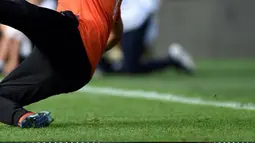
top-left (0, 59), bottom-right (255, 141)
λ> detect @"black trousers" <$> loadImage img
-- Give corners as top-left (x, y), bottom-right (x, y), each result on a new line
top-left (99, 16), bottom-right (179, 74)
top-left (0, 0), bottom-right (91, 126)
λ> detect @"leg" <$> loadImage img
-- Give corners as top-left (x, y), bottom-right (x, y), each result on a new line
top-left (98, 19), bottom-right (177, 74)
top-left (0, 0), bottom-right (89, 78)
top-left (0, 0), bottom-right (35, 34)
top-left (121, 15), bottom-right (195, 74)
top-left (0, 48), bottom-right (52, 126)
top-left (0, 0), bottom-right (64, 35)
top-left (120, 17), bottom-right (178, 74)
top-left (0, 47), bottom-right (90, 126)
top-left (120, 24), bottom-right (145, 73)
top-left (0, 1), bottom-right (92, 126)
top-left (0, 0), bottom-right (80, 67)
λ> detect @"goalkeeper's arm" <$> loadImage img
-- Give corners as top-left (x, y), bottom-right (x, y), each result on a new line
top-left (104, 17), bottom-right (123, 52)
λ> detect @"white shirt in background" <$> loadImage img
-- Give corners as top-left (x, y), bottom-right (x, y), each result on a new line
top-left (121, 0), bottom-right (161, 46)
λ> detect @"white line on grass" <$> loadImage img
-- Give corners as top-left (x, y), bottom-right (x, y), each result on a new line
top-left (79, 86), bottom-right (255, 111)
top-left (1, 78), bottom-right (254, 111)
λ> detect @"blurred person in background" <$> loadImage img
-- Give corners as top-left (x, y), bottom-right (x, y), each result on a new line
top-left (0, 25), bottom-right (32, 75)
top-left (0, 0), bottom-right (56, 76)
top-left (0, 25), bottom-right (7, 73)
top-left (97, 0), bottom-right (195, 76)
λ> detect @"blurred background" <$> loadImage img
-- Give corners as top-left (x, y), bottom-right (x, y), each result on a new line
top-left (1, 1), bottom-right (255, 140)
top-left (157, 0), bottom-right (255, 58)
top-left (0, 0), bottom-right (255, 77)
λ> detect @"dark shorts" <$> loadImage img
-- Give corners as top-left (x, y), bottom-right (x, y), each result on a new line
top-left (0, 0), bottom-right (92, 125)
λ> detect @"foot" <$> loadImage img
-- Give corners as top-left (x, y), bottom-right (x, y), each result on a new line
top-left (19, 111), bottom-right (54, 128)
top-left (168, 43), bottom-right (196, 74)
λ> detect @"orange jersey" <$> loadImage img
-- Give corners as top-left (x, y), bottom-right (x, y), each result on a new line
top-left (57, 0), bottom-right (122, 74)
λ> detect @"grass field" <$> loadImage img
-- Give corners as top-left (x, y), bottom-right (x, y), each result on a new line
top-left (0, 59), bottom-right (255, 141)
